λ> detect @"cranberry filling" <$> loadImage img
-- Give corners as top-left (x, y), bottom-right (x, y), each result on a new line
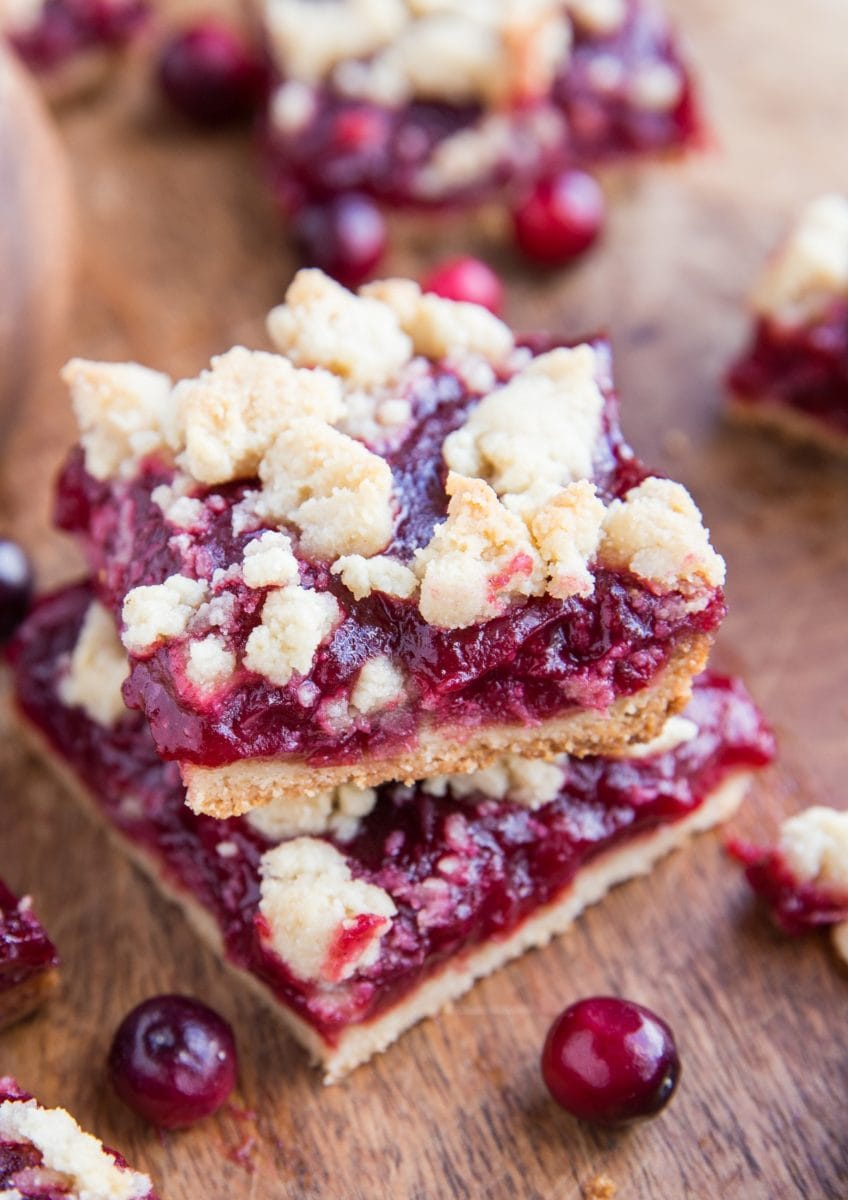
top-left (727, 839), bottom-right (848, 936)
top-left (0, 880), bottom-right (58, 996)
top-left (727, 302), bottom-right (848, 437)
top-left (263, 0), bottom-right (701, 215)
top-left (9, 0), bottom-right (149, 75)
top-left (10, 585), bottom-right (774, 1041)
top-left (54, 339), bottom-right (724, 771)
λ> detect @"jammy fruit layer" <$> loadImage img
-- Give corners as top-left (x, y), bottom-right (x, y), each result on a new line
top-left (0, 1076), bottom-right (157, 1200)
top-left (0, 879), bottom-right (58, 1030)
top-left (11, 582), bottom-right (774, 1081)
top-left (261, 0), bottom-right (702, 211)
top-left (55, 271), bottom-right (726, 815)
top-left (728, 194), bottom-right (848, 453)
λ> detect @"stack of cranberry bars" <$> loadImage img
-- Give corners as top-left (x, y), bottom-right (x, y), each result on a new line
top-left (11, 270), bottom-right (774, 1080)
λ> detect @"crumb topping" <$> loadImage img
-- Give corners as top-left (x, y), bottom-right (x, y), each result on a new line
top-left (185, 634), bottom-right (236, 695)
top-left (62, 359), bottom-right (175, 483)
top-left (242, 530), bottom-right (300, 589)
top-left (362, 278), bottom-right (514, 363)
top-left (58, 601), bottom-right (128, 727)
top-left (0, 1098), bottom-right (152, 1200)
top-left (263, 0), bottom-right (407, 87)
top-left (442, 346), bottom-right (605, 512)
top-left (247, 783), bottom-right (378, 842)
top-left (529, 480), bottom-right (606, 599)
top-left (244, 586), bottom-right (340, 687)
top-left (423, 754), bottom-right (564, 809)
top-left (753, 194), bottom-right (848, 326)
top-left (349, 655), bottom-right (407, 713)
top-left (121, 575), bottom-right (208, 655)
top-left (257, 417), bottom-right (395, 559)
top-left (151, 474), bottom-right (205, 531)
top-left (331, 553), bottom-right (418, 600)
top-left (0, 0), bottom-right (46, 33)
top-left (615, 714), bottom-right (698, 759)
top-left (778, 807), bottom-right (848, 891)
top-left (258, 837), bottom-right (396, 982)
top-left (267, 270), bottom-right (413, 389)
top-left (414, 472), bottom-right (544, 628)
top-left (599, 477), bottom-right (725, 608)
top-left (566, 0), bottom-right (626, 36)
top-left (175, 346), bottom-right (345, 486)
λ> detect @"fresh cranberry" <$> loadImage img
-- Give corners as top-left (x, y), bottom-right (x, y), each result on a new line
top-left (512, 170), bottom-right (606, 266)
top-left (293, 193), bottom-right (387, 288)
top-left (0, 539), bottom-right (33, 644)
top-left (156, 21), bottom-right (268, 128)
top-left (541, 997), bottom-right (680, 1125)
top-left (108, 995), bottom-right (237, 1128)
top-left (422, 257), bottom-right (505, 314)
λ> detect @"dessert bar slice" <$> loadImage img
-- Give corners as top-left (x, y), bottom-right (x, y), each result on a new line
top-left (11, 583), bottom-right (774, 1081)
top-left (55, 271), bottom-right (727, 816)
top-left (3, 0), bottom-right (148, 103)
top-left (261, 0), bottom-right (701, 213)
top-left (0, 1076), bottom-right (157, 1199)
top-left (0, 880), bottom-right (58, 1030)
top-left (727, 194), bottom-right (848, 454)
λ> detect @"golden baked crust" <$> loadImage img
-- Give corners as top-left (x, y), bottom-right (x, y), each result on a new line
top-left (0, 965), bottom-right (58, 1031)
top-left (727, 393), bottom-right (848, 458)
top-left (181, 631), bottom-right (713, 818)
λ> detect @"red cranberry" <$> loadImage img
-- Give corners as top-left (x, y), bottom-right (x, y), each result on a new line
top-left (156, 21), bottom-right (267, 128)
top-left (293, 193), bottom-right (387, 288)
top-left (422, 257), bottom-right (505, 314)
top-left (0, 539), bottom-right (33, 644)
top-left (541, 997), bottom-right (680, 1125)
top-left (108, 995), bottom-right (237, 1129)
top-left (512, 170), bottom-right (606, 266)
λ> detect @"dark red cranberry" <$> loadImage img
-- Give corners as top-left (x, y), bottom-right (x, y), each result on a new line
top-left (0, 539), bottom-right (33, 644)
top-left (156, 20), bottom-right (267, 128)
top-left (108, 995), bottom-right (237, 1128)
top-left (541, 997), bottom-right (680, 1125)
top-left (293, 193), bottom-right (387, 288)
top-left (512, 170), bottom-right (606, 266)
top-left (422, 256), bottom-right (505, 314)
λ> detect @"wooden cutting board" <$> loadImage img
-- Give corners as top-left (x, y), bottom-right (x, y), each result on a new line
top-left (1, 2), bottom-right (847, 1197)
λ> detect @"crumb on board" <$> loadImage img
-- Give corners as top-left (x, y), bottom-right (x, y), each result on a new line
top-left (583, 1173), bottom-right (617, 1199)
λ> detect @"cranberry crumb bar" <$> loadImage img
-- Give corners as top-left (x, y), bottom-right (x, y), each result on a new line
top-left (727, 195), bottom-right (848, 454)
top-left (260, 0), bottom-right (701, 213)
top-left (55, 271), bottom-right (726, 817)
top-left (0, 880), bottom-right (58, 1030)
top-left (0, 1076), bottom-right (158, 1199)
top-left (3, 0), bottom-right (148, 102)
top-left (10, 583), bottom-right (774, 1081)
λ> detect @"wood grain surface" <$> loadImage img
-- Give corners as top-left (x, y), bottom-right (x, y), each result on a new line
top-left (2, 1), bottom-right (848, 1197)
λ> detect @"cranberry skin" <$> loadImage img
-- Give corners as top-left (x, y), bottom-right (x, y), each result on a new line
top-left (157, 21), bottom-right (268, 128)
top-left (0, 539), bottom-right (33, 644)
top-left (422, 256), bottom-right (505, 314)
top-left (108, 995), bottom-right (237, 1129)
top-left (512, 170), bottom-right (606, 266)
top-left (541, 997), bottom-right (680, 1125)
top-left (293, 193), bottom-right (387, 288)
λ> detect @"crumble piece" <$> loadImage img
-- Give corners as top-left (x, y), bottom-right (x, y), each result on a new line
top-left (349, 655), bottom-right (406, 714)
top-left (0, 0), bottom-right (45, 32)
top-left (257, 417), bottom-right (395, 559)
top-left (599, 477), bottom-right (726, 606)
top-left (566, 0), bottom-right (627, 35)
top-left (242, 530), bottom-right (300, 589)
top-left (58, 600), bottom-right (128, 727)
top-left (61, 359), bottom-right (174, 482)
top-left (629, 61), bottom-right (684, 112)
top-left (778, 807), bottom-right (848, 891)
top-left (263, 0), bottom-right (406, 86)
top-left (243, 586), bottom-right (340, 687)
top-left (185, 635), bottom-right (236, 694)
top-left (258, 837), bottom-right (396, 982)
top-left (0, 1095), bottom-right (152, 1200)
top-left (442, 345), bottom-right (605, 511)
top-left (174, 346), bottom-right (345, 486)
top-left (529, 480), bottom-right (606, 599)
top-left (617, 714), bottom-right (698, 758)
top-left (151, 475), bottom-right (205, 531)
top-left (423, 754), bottom-right (564, 809)
top-left (269, 79), bottom-right (317, 133)
top-left (247, 783), bottom-right (378, 841)
top-left (331, 553), bottom-right (418, 600)
top-left (582, 1173), bottom-right (617, 1200)
top-left (121, 575), bottom-right (208, 656)
top-left (361, 278), bottom-right (514, 362)
top-left (752, 194), bottom-right (848, 327)
top-left (266, 270), bottom-right (413, 389)
top-left (414, 472), bottom-right (544, 629)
